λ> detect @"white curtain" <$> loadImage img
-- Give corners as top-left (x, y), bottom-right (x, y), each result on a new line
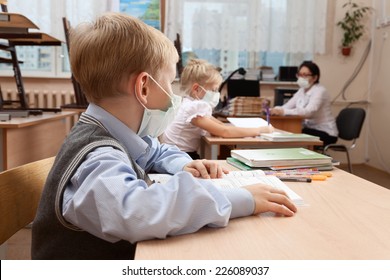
top-left (165, 0), bottom-right (328, 54)
top-left (7, 0), bottom-right (119, 41)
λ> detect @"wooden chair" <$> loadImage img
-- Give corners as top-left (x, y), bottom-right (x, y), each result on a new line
top-left (0, 157), bottom-right (55, 258)
top-left (0, 0), bottom-right (8, 12)
top-left (173, 33), bottom-right (183, 78)
top-left (61, 17), bottom-right (88, 108)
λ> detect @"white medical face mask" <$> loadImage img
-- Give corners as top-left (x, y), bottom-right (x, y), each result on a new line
top-left (199, 86), bottom-right (221, 108)
top-left (136, 75), bottom-right (181, 138)
top-left (297, 77), bottom-right (311, 89)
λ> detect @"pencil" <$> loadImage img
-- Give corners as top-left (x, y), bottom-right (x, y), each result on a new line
top-left (278, 177), bottom-right (312, 183)
top-left (266, 107), bottom-right (270, 125)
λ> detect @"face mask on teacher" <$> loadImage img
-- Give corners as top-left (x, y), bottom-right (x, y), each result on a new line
top-left (136, 74), bottom-right (181, 138)
top-left (296, 77), bottom-right (311, 89)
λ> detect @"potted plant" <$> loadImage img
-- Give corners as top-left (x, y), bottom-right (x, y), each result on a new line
top-left (336, 1), bottom-right (372, 56)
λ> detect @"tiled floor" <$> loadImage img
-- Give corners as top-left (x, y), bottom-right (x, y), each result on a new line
top-left (4, 164), bottom-right (390, 260)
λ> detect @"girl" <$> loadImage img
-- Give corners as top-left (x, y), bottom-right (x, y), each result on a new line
top-left (161, 59), bottom-right (273, 159)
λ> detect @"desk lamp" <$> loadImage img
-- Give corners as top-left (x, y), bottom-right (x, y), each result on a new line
top-left (216, 67), bottom-right (246, 110)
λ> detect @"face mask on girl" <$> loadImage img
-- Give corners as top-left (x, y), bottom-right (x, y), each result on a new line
top-left (296, 77), bottom-right (311, 89)
top-left (199, 86), bottom-right (221, 108)
top-left (136, 74), bottom-right (181, 138)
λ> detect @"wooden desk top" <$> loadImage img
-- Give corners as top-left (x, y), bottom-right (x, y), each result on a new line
top-left (0, 13), bottom-right (38, 29)
top-left (135, 163), bottom-right (390, 259)
top-left (0, 13), bottom-right (62, 45)
top-left (202, 135), bottom-right (323, 147)
top-left (6, 32), bottom-right (62, 46)
top-left (0, 111), bottom-right (78, 129)
top-left (214, 112), bottom-right (304, 121)
top-left (260, 80), bottom-right (298, 86)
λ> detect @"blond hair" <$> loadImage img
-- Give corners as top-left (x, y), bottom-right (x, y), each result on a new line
top-left (180, 59), bottom-right (222, 95)
top-left (69, 13), bottom-right (178, 103)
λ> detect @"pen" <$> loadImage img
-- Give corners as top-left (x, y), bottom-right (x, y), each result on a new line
top-left (266, 106), bottom-right (270, 126)
top-left (278, 177), bottom-right (312, 183)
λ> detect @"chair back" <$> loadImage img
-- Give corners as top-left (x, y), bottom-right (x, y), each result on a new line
top-left (336, 108), bottom-right (366, 141)
top-left (62, 17), bottom-right (88, 107)
top-left (174, 33), bottom-right (183, 78)
top-left (0, 0), bottom-right (8, 12)
top-left (0, 157), bottom-right (55, 245)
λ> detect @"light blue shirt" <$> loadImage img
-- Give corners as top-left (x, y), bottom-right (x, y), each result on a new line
top-left (62, 104), bottom-right (254, 244)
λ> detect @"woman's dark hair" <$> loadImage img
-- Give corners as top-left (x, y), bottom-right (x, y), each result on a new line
top-left (299, 61), bottom-right (320, 84)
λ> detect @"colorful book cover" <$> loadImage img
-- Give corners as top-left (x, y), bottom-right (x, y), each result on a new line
top-left (231, 148), bottom-right (332, 167)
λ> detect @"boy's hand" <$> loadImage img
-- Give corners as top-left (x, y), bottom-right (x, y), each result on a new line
top-left (243, 184), bottom-right (297, 217)
top-left (184, 160), bottom-right (229, 179)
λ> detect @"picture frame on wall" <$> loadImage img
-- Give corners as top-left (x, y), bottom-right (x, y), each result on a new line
top-left (120, 0), bottom-right (161, 30)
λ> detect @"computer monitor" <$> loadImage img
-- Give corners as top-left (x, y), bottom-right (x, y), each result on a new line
top-left (227, 79), bottom-right (260, 99)
top-left (274, 87), bottom-right (297, 106)
top-left (278, 66), bottom-right (298, 81)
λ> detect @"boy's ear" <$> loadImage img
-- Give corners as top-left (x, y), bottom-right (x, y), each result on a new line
top-left (134, 72), bottom-right (150, 105)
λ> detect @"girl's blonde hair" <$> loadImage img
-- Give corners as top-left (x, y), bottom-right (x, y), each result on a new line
top-left (70, 13), bottom-right (178, 103)
top-left (180, 59), bottom-right (223, 95)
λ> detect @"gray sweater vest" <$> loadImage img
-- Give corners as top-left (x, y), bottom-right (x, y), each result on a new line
top-left (32, 114), bottom-right (145, 259)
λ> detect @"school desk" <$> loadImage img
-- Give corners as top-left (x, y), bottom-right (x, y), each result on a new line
top-left (0, 111), bottom-right (77, 170)
top-left (135, 161), bottom-right (390, 259)
top-left (200, 134), bottom-right (323, 160)
top-left (214, 114), bottom-right (304, 134)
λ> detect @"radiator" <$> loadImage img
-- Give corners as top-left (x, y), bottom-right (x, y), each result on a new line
top-left (2, 89), bottom-right (76, 108)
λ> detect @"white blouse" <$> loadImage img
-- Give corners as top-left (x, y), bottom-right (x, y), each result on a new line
top-left (161, 96), bottom-right (212, 152)
top-left (277, 84), bottom-right (338, 137)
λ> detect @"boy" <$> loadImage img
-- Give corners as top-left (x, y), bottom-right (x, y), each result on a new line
top-left (32, 13), bottom-right (296, 260)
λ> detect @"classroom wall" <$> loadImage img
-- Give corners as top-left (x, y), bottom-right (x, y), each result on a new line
top-left (313, 0), bottom-right (370, 165)
top-left (314, 0), bottom-right (390, 173)
top-left (365, 0), bottom-right (390, 173)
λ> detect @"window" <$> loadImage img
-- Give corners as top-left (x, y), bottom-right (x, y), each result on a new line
top-left (1, 1), bottom-right (325, 78)
top-left (165, 0), bottom-right (327, 76)
top-left (0, 45), bottom-right (57, 77)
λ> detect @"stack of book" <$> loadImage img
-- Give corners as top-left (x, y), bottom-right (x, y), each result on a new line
top-left (230, 148), bottom-right (334, 170)
top-left (225, 97), bottom-right (269, 116)
top-left (244, 68), bottom-right (261, 80)
top-left (260, 68), bottom-right (276, 81)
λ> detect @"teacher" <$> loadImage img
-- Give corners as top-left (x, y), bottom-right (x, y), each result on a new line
top-left (270, 61), bottom-right (338, 147)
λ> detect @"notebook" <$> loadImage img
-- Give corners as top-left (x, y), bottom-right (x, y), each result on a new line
top-left (260, 132), bottom-right (320, 142)
top-left (227, 117), bottom-right (268, 128)
top-left (148, 170), bottom-right (304, 206)
top-left (231, 148), bottom-right (332, 168)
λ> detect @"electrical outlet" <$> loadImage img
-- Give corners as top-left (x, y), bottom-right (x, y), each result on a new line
top-left (377, 17), bottom-right (390, 28)
top-left (376, 19), bottom-right (383, 28)
top-left (382, 16), bottom-right (390, 27)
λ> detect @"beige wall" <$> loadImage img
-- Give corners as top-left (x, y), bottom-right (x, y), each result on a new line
top-left (314, 0), bottom-right (390, 173)
top-left (314, 0), bottom-right (371, 165)
top-left (365, 0), bottom-right (390, 173)
top-left (1, 0), bottom-right (389, 173)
